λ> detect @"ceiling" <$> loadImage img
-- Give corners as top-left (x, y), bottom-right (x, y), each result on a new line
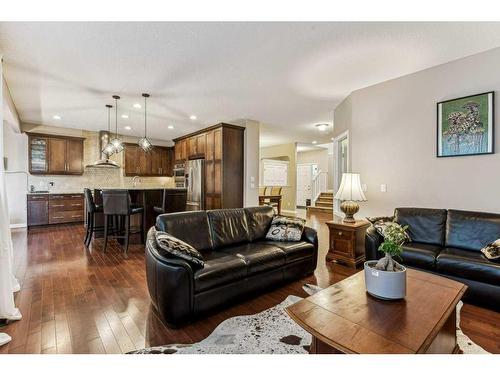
top-left (2, 22), bottom-right (500, 147)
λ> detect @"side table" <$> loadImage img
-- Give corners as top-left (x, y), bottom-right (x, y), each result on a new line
top-left (326, 217), bottom-right (370, 268)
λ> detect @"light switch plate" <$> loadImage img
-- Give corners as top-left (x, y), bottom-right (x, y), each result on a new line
top-left (361, 184), bottom-right (367, 192)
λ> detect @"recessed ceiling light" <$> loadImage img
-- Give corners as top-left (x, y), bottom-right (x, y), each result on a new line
top-left (53, 115), bottom-right (61, 120)
top-left (124, 126), bottom-right (132, 130)
top-left (331, 137), bottom-right (334, 141)
top-left (312, 141), bottom-right (318, 144)
top-left (168, 125), bottom-right (174, 129)
top-left (315, 123), bottom-right (330, 132)
top-left (189, 115), bottom-right (197, 120)
top-left (121, 114), bottom-right (129, 119)
top-left (133, 103), bottom-right (142, 109)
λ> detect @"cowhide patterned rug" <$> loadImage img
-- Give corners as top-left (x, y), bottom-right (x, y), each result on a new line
top-left (130, 285), bottom-right (489, 354)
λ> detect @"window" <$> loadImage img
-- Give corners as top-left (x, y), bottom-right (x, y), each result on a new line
top-left (261, 159), bottom-right (288, 186)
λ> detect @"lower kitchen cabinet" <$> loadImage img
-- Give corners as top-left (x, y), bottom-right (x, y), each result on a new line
top-left (27, 193), bottom-right (84, 227)
top-left (27, 194), bottom-right (49, 226)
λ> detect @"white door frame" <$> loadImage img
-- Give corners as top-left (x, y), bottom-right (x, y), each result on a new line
top-left (332, 130), bottom-right (350, 216)
top-left (296, 162), bottom-right (317, 208)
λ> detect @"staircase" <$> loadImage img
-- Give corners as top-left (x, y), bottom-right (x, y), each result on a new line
top-left (307, 191), bottom-right (334, 213)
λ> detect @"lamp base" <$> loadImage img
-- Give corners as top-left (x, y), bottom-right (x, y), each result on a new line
top-left (340, 201), bottom-right (359, 223)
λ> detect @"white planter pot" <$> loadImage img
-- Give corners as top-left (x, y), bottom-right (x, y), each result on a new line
top-left (364, 260), bottom-right (406, 300)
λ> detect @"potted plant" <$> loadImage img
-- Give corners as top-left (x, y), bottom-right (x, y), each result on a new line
top-left (364, 223), bottom-right (408, 300)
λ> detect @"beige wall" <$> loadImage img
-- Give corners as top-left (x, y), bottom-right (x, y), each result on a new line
top-left (334, 47), bottom-right (500, 217)
top-left (259, 142), bottom-right (297, 214)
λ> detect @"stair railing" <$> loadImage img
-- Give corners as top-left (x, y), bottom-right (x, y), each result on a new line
top-left (311, 171), bottom-right (328, 207)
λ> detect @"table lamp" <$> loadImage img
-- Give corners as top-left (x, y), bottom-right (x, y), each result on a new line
top-left (334, 173), bottom-right (366, 223)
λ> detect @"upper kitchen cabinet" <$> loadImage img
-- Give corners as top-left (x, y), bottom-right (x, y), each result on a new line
top-left (187, 133), bottom-right (206, 158)
top-left (27, 133), bottom-right (85, 175)
top-left (174, 123), bottom-right (245, 210)
top-left (174, 138), bottom-right (187, 161)
top-left (124, 143), bottom-right (174, 177)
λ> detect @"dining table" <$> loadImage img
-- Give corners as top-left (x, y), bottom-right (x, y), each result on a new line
top-left (258, 194), bottom-right (282, 215)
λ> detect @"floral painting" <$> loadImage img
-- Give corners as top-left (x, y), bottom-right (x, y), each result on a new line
top-left (437, 92), bottom-right (494, 157)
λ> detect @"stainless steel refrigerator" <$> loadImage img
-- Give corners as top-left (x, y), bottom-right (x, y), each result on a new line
top-left (186, 159), bottom-right (205, 211)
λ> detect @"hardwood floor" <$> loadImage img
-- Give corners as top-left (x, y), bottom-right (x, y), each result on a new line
top-left (1, 211), bottom-right (499, 354)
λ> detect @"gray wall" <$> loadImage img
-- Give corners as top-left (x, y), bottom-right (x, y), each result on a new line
top-left (334, 47), bottom-right (500, 217)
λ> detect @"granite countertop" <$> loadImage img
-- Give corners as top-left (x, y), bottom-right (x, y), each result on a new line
top-left (27, 186), bottom-right (179, 195)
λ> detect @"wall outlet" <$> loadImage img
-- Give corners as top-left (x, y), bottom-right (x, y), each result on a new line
top-left (380, 184), bottom-right (387, 193)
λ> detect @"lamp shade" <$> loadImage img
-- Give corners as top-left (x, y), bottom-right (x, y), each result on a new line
top-left (334, 173), bottom-right (367, 202)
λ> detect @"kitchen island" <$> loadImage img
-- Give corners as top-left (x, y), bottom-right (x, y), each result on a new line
top-left (86, 187), bottom-right (187, 241)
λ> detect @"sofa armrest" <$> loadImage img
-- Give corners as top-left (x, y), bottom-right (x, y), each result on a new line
top-left (145, 228), bottom-right (195, 326)
top-left (302, 226), bottom-right (319, 270)
top-left (302, 226), bottom-right (318, 249)
top-left (365, 225), bottom-right (384, 261)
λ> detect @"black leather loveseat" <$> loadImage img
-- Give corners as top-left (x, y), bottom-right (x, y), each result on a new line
top-left (366, 207), bottom-right (500, 311)
top-left (145, 206), bottom-right (318, 326)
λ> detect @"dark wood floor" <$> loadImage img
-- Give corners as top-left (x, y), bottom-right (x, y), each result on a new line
top-left (1, 211), bottom-right (499, 354)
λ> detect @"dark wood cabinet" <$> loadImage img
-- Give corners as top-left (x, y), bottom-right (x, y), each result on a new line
top-left (174, 138), bottom-right (187, 162)
top-left (326, 218), bottom-right (370, 268)
top-left (27, 194), bottom-right (49, 226)
top-left (175, 123), bottom-right (244, 210)
top-left (124, 143), bottom-right (174, 176)
top-left (27, 133), bottom-right (85, 175)
top-left (27, 193), bottom-right (84, 227)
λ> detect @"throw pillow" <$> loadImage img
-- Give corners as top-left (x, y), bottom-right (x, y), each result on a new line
top-left (265, 216), bottom-right (306, 242)
top-left (481, 239), bottom-right (500, 262)
top-left (153, 228), bottom-right (205, 268)
top-left (368, 218), bottom-right (411, 242)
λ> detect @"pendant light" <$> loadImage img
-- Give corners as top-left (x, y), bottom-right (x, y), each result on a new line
top-left (102, 104), bottom-right (116, 156)
top-left (138, 93), bottom-right (153, 152)
top-left (109, 95), bottom-right (124, 154)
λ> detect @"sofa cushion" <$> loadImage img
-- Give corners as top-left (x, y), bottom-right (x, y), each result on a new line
top-left (394, 208), bottom-right (447, 246)
top-left (262, 240), bottom-right (315, 263)
top-left (436, 247), bottom-right (500, 285)
top-left (219, 243), bottom-right (285, 275)
top-left (244, 206), bottom-right (275, 242)
top-left (156, 211), bottom-right (213, 252)
top-left (194, 251), bottom-right (248, 293)
top-left (207, 208), bottom-right (250, 249)
top-left (399, 242), bottom-right (442, 270)
top-left (445, 210), bottom-right (500, 252)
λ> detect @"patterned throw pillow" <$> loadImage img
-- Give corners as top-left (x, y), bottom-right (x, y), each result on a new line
top-left (481, 239), bottom-right (500, 262)
top-left (265, 216), bottom-right (306, 242)
top-left (154, 228), bottom-right (205, 268)
top-left (367, 216), bottom-right (411, 242)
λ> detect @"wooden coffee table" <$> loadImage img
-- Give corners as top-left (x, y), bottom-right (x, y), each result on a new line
top-left (286, 269), bottom-right (467, 354)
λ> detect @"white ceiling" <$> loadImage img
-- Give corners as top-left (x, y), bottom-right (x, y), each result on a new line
top-left (2, 22), bottom-right (500, 147)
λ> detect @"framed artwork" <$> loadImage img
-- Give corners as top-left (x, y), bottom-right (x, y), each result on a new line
top-left (437, 91), bottom-right (494, 157)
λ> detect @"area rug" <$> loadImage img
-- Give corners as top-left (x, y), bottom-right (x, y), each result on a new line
top-left (131, 285), bottom-right (489, 354)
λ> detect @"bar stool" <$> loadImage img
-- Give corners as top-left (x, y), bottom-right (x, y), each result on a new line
top-left (153, 188), bottom-right (188, 215)
top-left (83, 188), bottom-right (104, 247)
top-left (102, 189), bottom-right (144, 257)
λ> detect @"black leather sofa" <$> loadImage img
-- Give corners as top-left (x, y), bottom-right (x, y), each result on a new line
top-left (145, 206), bottom-right (318, 326)
top-left (366, 208), bottom-right (500, 311)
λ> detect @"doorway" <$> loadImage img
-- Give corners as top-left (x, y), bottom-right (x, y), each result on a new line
top-left (296, 163), bottom-right (318, 207)
top-left (332, 131), bottom-right (349, 214)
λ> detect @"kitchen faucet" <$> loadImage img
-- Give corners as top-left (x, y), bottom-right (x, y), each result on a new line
top-left (132, 176), bottom-right (142, 188)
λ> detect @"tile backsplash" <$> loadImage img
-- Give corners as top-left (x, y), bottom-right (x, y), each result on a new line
top-left (28, 130), bottom-right (174, 193)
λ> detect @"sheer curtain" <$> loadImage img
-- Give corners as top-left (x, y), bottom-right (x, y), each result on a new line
top-left (0, 56), bottom-right (22, 347)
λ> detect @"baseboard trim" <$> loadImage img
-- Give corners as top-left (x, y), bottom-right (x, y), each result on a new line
top-left (10, 223), bottom-right (27, 229)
